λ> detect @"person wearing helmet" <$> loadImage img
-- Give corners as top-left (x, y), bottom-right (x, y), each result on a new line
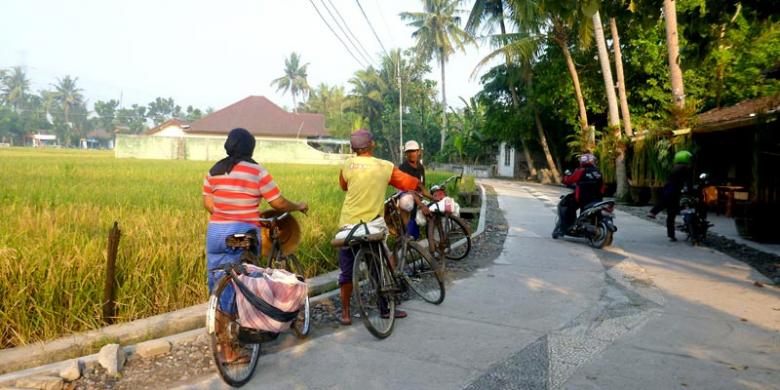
top-left (647, 150), bottom-right (693, 241)
top-left (555, 153), bottom-right (604, 236)
top-left (397, 140), bottom-right (432, 239)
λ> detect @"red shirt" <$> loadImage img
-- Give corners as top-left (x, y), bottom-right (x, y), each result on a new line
top-left (202, 161), bottom-right (280, 226)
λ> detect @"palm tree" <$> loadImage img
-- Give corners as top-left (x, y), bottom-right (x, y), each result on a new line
top-left (663, 0), bottom-right (685, 109)
top-left (348, 68), bottom-right (386, 129)
top-left (1, 66), bottom-right (31, 112)
top-left (401, 0), bottom-right (475, 150)
top-left (466, 0), bottom-right (539, 178)
top-left (52, 76), bottom-right (84, 128)
top-left (593, 10), bottom-right (628, 199)
top-left (270, 52), bottom-right (310, 113)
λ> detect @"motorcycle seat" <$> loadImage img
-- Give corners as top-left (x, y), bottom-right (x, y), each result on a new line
top-left (583, 199), bottom-right (615, 210)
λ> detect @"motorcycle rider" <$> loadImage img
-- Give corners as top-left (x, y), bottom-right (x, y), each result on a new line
top-left (553, 153), bottom-right (604, 238)
top-left (647, 150), bottom-right (693, 241)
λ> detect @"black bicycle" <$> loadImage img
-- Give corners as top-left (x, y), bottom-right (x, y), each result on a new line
top-left (206, 212), bottom-right (309, 387)
top-left (424, 174), bottom-right (472, 265)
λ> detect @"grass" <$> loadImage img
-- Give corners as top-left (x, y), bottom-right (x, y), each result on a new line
top-left (0, 147), bottom-right (474, 348)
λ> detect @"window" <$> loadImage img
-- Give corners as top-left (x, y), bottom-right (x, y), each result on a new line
top-left (504, 144), bottom-right (512, 166)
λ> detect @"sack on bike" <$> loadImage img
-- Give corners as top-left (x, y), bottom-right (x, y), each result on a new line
top-left (333, 217), bottom-right (387, 241)
top-left (429, 197), bottom-right (460, 216)
top-left (232, 264), bottom-right (307, 333)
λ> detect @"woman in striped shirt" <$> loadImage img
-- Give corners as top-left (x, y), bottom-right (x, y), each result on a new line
top-left (202, 128), bottom-right (307, 361)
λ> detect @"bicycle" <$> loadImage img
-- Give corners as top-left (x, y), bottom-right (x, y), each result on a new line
top-left (206, 211), bottom-right (310, 387)
top-left (331, 209), bottom-right (444, 340)
top-left (424, 174), bottom-right (472, 266)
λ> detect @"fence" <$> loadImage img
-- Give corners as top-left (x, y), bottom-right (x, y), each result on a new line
top-left (115, 134), bottom-right (351, 165)
top-left (427, 163), bottom-right (495, 178)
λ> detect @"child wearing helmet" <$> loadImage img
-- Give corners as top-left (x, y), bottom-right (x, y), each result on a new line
top-left (647, 150), bottom-right (693, 241)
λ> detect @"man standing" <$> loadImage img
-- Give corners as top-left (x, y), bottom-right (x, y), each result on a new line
top-left (647, 150), bottom-right (693, 241)
top-left (336, 130), bottom-right (419, 326)
top-left (397, 140), bottom-right (431, 239)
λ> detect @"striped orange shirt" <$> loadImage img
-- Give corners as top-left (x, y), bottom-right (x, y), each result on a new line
top-left (202, 161), bottom-right (281, 225)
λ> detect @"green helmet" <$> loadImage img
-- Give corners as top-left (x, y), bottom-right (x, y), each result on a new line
top-left (673, 150), bottom-right (692, 165)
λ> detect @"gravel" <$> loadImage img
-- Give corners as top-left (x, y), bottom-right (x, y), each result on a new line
top-left (619, 203), bottom-right (780, 284)
top-left (67, 186), bottom-right (509, 389)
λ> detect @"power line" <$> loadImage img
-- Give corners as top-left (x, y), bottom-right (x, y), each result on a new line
top-left (320, 0), bottom-right (375, 67)
top-left (373, 0), bottom-right (397, 47)
top-left (308, 0), bottom-right (368, 68)
top-left (355, 0), bottom-right (389, 57)
top-left (325, 0), bottom-right (376, 64)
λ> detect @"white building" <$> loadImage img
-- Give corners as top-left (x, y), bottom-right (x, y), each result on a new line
top-left (496, 142), bottom-right (515, 177)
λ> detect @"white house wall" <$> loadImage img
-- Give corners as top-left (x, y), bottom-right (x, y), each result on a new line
top-left (497, 142), bottom-right (515, 177)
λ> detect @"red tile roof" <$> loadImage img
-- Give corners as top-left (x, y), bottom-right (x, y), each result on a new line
top-left (187, 96), bottom-right (328, 137)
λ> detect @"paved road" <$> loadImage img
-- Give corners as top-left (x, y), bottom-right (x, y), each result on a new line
top-left (177, 180), bottom-right (779, 390)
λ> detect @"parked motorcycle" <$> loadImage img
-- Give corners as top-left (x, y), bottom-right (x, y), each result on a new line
top-left (679, 173), bottom-right (713, 245)
top-left (552, 191), bottom-right (617, 249)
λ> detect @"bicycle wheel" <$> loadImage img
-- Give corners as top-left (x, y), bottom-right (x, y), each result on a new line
top-left (207, 274), bottom-right (261, 387)
top-left (443, 215), bottom-right (471, 260)
top-left (426, 216), bottom-right (446, 265)
top-left (401, 241), bottom-right (445, 304)
top-left (275, 253), bottom-right (311, 338)
top-left (352, 245), bottom-right (396, 339)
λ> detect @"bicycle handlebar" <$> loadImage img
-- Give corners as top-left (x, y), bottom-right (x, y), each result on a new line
top-left (258, 211), bottom-right (290, 223)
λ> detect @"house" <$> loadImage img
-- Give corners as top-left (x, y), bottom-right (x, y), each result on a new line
top-left (26, 133), bottom-right (58, 147)
top-left (116, 96), bottom-right (349, 164)
top-left (496, 142), bottom-right (515, 177)
top-left (80, 129), bottom-right (114, 149)
top-left (692, 94), bottom-right (780, 242)
top-left (145, 96), bottom-right (329, 139)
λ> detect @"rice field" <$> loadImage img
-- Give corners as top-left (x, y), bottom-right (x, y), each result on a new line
top-left (0, 148), bottom-right (474, 348)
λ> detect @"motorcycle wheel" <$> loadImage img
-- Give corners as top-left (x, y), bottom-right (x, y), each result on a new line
top-left (588, 221), bottom-right (611, 249)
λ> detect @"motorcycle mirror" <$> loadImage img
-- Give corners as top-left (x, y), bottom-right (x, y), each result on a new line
top-left (699, 173), bottom-right (708, 180)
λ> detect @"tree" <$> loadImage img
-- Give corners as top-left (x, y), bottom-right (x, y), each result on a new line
top-left (466, 0), bottom-right (539, 178)
top-left (609, 16), bottom-right (633, 137)
top-left (147, 97), bottom-right (182, 126)
top-left (663, 0), bottom-right (685, 109)
top-left (401, 0), bottom-right (475, 150)
top-left (1, 66), bottom-right (30, 112)
top-left (593, 10), bottom-right (627, 199)
top-left (94, 99), bottom-right (119, 132)
top-left (52, 76), bottom-right (84, 144)
top-left (270, 52), bottom-right (310, 113)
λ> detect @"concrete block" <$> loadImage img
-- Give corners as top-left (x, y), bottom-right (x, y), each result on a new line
top-left (14, 375), bottom-right (63, 390)
top-left (135, 339), bottom-right (171, 358)
top-left (57, 360), bottom-right (81, 381)
top-left (97, 344), bottom-right (125, 376)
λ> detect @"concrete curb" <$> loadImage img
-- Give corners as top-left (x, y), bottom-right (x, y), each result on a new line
top-left (0, 186), bottom-right (487, 382)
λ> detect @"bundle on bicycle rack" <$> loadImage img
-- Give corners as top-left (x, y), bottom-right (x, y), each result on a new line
top-left (416, 197), bottom-right (460, 226)
top-left (231, 264), bottom-right (308, 333)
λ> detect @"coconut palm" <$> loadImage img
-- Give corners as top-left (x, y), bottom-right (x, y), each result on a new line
top-left (52, 76), bottom-right (84, 128)
top-left (663, 0), bottom-right (685, 109)
top-left (1, 66), bottom-right (31, 112)
top-left (270, 52), bottom-right (310, 113)
top-left (348, 68), bottom-right (386, 129)
top-left (401, 0), bottom-right (475, 150)
top-left (466, 0), bottom-right (539, 178)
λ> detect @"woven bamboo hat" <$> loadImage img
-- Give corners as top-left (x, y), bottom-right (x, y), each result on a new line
top-left (259, 209), bottom-right (302, 257)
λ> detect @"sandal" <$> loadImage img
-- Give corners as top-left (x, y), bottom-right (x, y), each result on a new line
top-left (381, 310), bottom-right (408, 319)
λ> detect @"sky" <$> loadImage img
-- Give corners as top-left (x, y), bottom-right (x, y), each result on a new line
top-left (0, 0), bottom-right (498, 113)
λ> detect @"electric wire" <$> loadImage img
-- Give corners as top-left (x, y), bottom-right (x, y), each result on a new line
top-left (354, 0), bottom-right (389, 57)
top-left (308, 0), bottom-right (368, 68)
top-left (320, 0), bottom-right (375, 67)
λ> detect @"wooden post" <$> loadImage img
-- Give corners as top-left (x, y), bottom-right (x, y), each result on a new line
top-left (103, 221), bottom-right (121, 324)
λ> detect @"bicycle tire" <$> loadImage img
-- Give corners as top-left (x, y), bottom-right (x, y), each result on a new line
top-left (401, 241), bottom-right (445, 304)
top-left (443, 215), bottom-right (472, 260)
top-left (352, 245), bottom-right (396, 339)
top-left (276, 253), bottom-right (311, 338)
top-left (426, 216), bottom-right (447, 267)
top-left (207, 274), bottom-right (261, 387)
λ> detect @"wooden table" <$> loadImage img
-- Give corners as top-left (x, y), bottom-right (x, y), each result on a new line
top-left (716, 186), bottom-right (746, 217)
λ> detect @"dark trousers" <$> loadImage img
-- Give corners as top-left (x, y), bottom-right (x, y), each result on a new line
top-left (651, 186), bottom-right (680, 238)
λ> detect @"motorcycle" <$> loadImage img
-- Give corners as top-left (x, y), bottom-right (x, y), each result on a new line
top-left (552, 174), bottom-right (617, 248)
top-left (679, 173), bottom-right (713, 245)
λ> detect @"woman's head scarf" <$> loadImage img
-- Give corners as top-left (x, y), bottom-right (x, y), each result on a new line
top-left (209, 128), bottom-right (257, 176)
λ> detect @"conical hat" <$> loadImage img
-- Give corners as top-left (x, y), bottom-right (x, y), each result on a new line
top-left (259, 209), bottom-right (301, 257)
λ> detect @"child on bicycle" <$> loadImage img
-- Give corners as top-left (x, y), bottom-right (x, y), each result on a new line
top-left (202, 127), bottom-right (308, 361)
top-left (336, 129), bottom-right (420, 326)
top-left (397, 140), bottom-right (432, 239)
